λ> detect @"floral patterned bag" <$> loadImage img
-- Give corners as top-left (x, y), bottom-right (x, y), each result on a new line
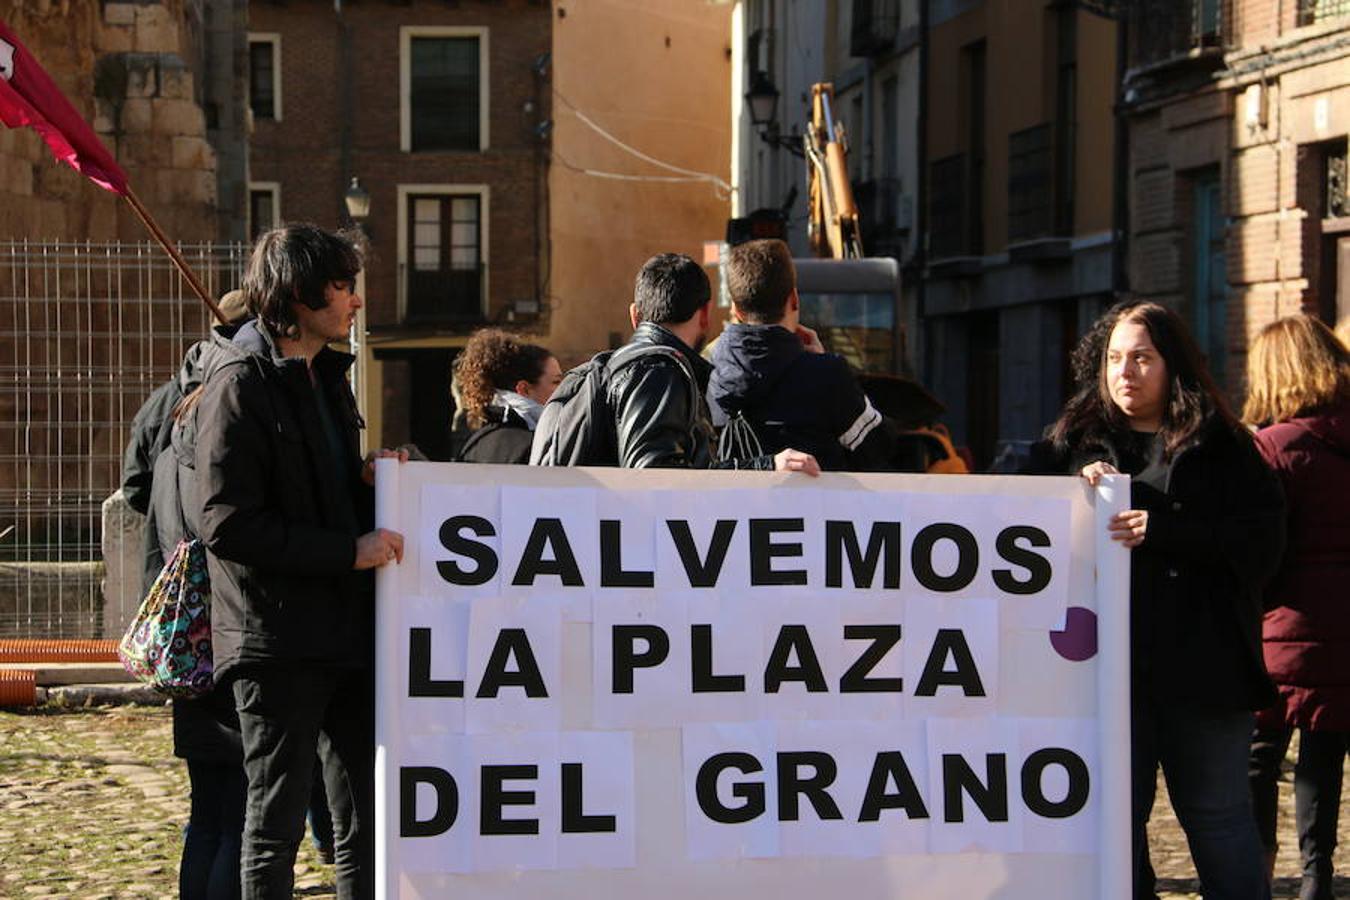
top-left (117, 538), bottom-right (213, 697)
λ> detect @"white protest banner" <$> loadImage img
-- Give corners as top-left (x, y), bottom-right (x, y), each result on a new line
top-left (374, 462), bottom-right (1130, 899)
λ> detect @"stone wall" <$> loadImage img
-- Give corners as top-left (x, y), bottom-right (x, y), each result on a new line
top-left (0, 0), bottom-right (245, 242)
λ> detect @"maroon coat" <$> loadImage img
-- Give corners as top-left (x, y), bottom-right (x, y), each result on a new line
top-left (1254, 400), bottom-right (1350, 731)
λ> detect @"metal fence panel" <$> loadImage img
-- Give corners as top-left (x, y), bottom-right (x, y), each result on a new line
top-left (0, 240), bottom-right (248, 639)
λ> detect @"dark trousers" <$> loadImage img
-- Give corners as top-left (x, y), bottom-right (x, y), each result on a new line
top-left (231, 665), bottom-right (374, 900)
top-left (1249, 725), bottom-right (1350, 900)
top-left (1133, 698), bottom-right (1271, 900)
top-left (180, 759), bottom-right (247, 900)
top-left (308, 756), bottom-right (336, 852)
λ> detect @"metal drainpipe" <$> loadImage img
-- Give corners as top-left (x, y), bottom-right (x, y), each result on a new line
top-left (916, 0), bottom-right (930, 384)
top-left (338, 10), bottom-right (354, 227)
top-left (1111, 13), bottom-right (1130, 297)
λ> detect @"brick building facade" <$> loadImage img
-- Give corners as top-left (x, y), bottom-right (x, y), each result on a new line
top-left (1122, 0), bottom-right (1350, 396)
top-left (246, 0), bottom-right (551, 460)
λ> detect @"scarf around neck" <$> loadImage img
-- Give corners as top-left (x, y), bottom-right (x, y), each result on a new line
top-left (493, 388), bottom-right (543, 431)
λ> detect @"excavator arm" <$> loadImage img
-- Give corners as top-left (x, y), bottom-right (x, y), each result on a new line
top-left (805, 83), bottom-right (864, 260)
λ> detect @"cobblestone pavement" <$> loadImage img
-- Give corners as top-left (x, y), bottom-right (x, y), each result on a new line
top-left (0, 705), bottom-right (333, 899)
top-left (1, 704), bottom-right (1347, 898)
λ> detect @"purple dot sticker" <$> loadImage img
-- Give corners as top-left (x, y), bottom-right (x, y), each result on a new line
top-left (1049, 606), bottom-right (1098, 661)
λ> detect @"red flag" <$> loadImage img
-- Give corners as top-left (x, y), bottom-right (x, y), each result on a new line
top-left (0, 21), bottom-right (127, 195)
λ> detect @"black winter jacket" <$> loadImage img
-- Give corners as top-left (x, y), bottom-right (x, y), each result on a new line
top-left (1030, 420), bottom-right (1284, 712)
top-left (148, 420), bottom-right (243, 764)
top-left (193, 320), bottom-right (374, 680)
top-left (458, 405), bottom-right (533, 465)
top-left (708, 323), bottom-right (890, 471)
top-left (608, 322), bottom-right (772, 470)
top-left (123, 341), bottom-right (212, 592)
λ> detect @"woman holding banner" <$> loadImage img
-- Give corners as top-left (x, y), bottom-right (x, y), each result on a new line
top-left (1039, 300), bottom-right (1285, 900)
top-left (1244, 315), bottom-right (1350, 900)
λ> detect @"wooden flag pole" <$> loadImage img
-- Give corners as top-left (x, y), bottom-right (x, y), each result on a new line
top-left (123, 187), bottom-right (226, 324)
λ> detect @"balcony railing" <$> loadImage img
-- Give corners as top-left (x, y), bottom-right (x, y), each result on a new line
top-left (403, 262), bottom-right (486, 325)
top-left (1129, 0), bottom-right (1229, 66)
top-left (1298, 0), bottom-right (1350, 26)
top-left (1008, 124), bottom-right (1054, 243)
top-left (850, 0), bottom-right (900, 57)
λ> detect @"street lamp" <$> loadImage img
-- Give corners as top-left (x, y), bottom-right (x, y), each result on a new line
top-left (344, 176), bottom-right (371, 224)
top-left (744, 72), bottom-right (804, 157)
top-left (745, 71), bottom-right (779, 127)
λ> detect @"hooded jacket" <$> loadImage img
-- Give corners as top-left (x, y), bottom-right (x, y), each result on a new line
top-left (1254, 401), bottom-right (1350, 730)
top-left (192, 319), bottom-right (373, 680)
top-left (458, 404), bottom-right (534, 465)
top-left (707, 323), bottom-right (887, 471)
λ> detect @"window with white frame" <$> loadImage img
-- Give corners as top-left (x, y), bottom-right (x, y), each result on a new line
top-left (402, 188), bottom-right (486, 322)
top-left (400, 27), bottom-right (488, 152)
top-left (248, 34), bottom-right (282, 122)
top-left (248, 183), bottom-right (280, 241)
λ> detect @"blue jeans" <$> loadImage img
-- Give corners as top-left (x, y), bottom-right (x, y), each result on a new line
top-left (180, 759), bottom-right (246, 900)
top-left (1133, 698), bottom-right (1271, 900)
top-left (232, 665), bottom-right (373, 900)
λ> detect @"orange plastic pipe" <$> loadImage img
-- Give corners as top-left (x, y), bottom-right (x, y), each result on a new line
top-left (0, 669), bottom-right (37, 706)
top-left (0, 639), bottom-right (119, 663)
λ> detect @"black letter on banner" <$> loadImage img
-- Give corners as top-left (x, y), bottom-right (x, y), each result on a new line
top-left (599, 520), bottom-right (655, 588)
top-left (749, 518), bottom-right (808, 586)
top-left (825, 521), bottom-right (902, 589)
top-left (915, 629), bottom-right (986, 697)
top-left (667, 520), bottom-right (737, 587)
top-left (481, 765), bottom-right (539, 835)
top-left (942, 753), bottom-right (1009, 823)
top-left (476, 629), bottom-right (548, 698)
top-left (690, 624), bottom-right (746, 692)
top-left (858, 752), bottom-right (930, 822)
top-left (437, 516), bottom-right (498, 586)
top-left (408, 628), bottom-right (464, 697)
top-left (763, 625), bottom-right (827, 693)
top-left (611, 624), bottom-right (670, 693)
top-left (400, 767), bottom-right (458, 837)
top-left (695, 752), bottom-right (766, 824)
top-left (911, 523), bottom-right (979, 592)
top-left (561, 763), bottom-right (618, 833)
top-left (992, 526), bottom-right (1053, 595)
top-left (511, 518), bottom-right (584, 586)
top-left (840, 625), bottom-right (904, 693)
top-left (1021, 748), bottom-right (1090, 819)
top-left (776, 752), bottom-right (844, 822)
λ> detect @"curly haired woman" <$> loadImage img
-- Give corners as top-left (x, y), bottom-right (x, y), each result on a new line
top-left (455, 328), bottom-right (561, 464)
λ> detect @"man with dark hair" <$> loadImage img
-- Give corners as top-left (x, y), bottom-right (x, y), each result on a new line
top-left (709, 238), bottom-right (891, 471)
top-left (609, 252), bottom-right (819, 470)
top-left (192, 223), bottom-right (404, 898)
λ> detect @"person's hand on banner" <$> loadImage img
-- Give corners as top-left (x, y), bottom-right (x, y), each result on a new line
top-left (1078, 460), bottom-right (1120, 486)
top-left (1108, 509), bottom-right (1148, 548)
top-left (362, 446), bottom-right (411, 486)
top-left (774, 448), bottom-right (821, 476)
top-left (355, 528), bottom-right (404, 569)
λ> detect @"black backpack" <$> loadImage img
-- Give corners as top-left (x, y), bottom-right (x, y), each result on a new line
top-left (529, 343), bottom-right (697, 466)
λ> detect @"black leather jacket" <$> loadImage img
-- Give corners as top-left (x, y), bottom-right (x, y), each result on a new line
top-left (609, 322), bottom-right (772, 470)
